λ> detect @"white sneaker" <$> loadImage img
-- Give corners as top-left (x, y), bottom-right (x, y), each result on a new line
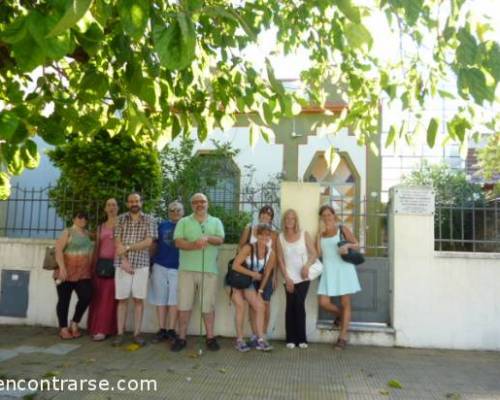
top-left (298, 342), bottom-right (308, 349)
top-left (286, 343), bottom-right (296, 349)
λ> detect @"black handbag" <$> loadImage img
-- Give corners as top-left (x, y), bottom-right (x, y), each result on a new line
top-left (96, 258), bottom-right (115, 278)
top-left (225, 245), bottom-right (255, 289)
top-left (337, 225), bottom-right (365, 265)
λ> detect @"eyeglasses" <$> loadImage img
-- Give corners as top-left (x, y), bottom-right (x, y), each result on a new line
top-left (169, 208), bottom-right (182, 212)
top-left (191, 200), bottom-right (207, 204)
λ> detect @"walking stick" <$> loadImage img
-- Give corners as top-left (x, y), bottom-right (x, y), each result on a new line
top-left (198, 226), bottom-right (206, 357)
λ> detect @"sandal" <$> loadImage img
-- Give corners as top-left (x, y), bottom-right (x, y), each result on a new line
top-left (70, 324), bottom-right (82, 339)
top-left (59, 328), bottom-right (73, 340)
top-left (334, 338), bottom-right (347, 351)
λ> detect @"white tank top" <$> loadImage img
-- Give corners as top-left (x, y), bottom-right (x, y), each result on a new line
top-left (244, 245), bottom-right (272, 272)
top-left (249, 225), bottom-right (273, 249)
top-left (279, 231), bottom-right (307, 284)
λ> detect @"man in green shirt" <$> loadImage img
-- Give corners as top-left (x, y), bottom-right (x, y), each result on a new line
top-left (171, 193), bottom-right (225, 352)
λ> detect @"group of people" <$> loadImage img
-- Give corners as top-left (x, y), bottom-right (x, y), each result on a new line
top-left (53, 191), bottom-right (361, 352)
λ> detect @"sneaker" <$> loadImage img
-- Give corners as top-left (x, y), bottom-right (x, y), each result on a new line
top-left (111, 335), bottom-right (125, 347)
top-left (133, 335), bottom-right (146, 347)
top-left (256, 338), bottom-right (273, 352)
top-left (165, 329), bottom-right (178, 341)
top-left (151, 329), bottom-right (168, 343)
top-left (206, 337), bottom-right (220, 351)
top-left (235, 339), bottom-right (251, 353)
top-left (92, 333), bottom-right (106, 341)
top-left (286, 343), bottom-right (296, 349)
top-left (298, 342), bottom-right (308, 349)
top-left (171, 338), bottom-right (187, 352)
top-left (246, 335), bottom-right (258, 349)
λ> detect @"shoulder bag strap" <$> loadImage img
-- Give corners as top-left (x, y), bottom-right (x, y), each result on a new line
top-left (246, 224), bottom-right (253, 245)
top-left (338, 224), bottom-right (345, 241)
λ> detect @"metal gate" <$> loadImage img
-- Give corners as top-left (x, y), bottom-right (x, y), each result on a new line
top-left (317, 195), bottom-right (391, 325)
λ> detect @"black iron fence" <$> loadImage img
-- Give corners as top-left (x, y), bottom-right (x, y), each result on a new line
top-left (2, 185), bottom-right (498, 252)
top-left (0, 184), bottom-right (280, 244)
top-left (435, 199), bottom-right (500, 252)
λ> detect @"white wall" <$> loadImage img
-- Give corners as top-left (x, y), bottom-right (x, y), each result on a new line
top-left (390, 191), bottom-right (500, 350)
top-left (0, 238), bottom-right (389, 345)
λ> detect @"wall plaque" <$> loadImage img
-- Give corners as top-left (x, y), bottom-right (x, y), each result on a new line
top-left (393, 186), bottom-right (435, 215)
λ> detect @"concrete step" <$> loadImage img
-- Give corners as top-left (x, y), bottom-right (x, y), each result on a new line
top-left (314, 321), bottom-right (395, 347)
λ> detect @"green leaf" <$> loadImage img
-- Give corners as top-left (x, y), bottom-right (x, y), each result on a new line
top-left (183, 0), bottom-right (204, 13)
top-left (93, 0), bottom-right (113, 28)
top-left (37, 117), bottom-right (66, 145)
top-left (437, 90), bottom-right (455, 100)
top-left (48, 0), bottom-right (93, 37)
top-left (0, 17), bottom-right (28, 44)
top-left (76, 22), bottom-right (104, 56)
top-left (460, 67), bottom-right (490, 104)
top-left (139, 79), bottom-right (160, 109)
top-left (0, 111), bottom-right (21, 141)
top-left (385, 124), bottom-right (397, 147)
top-left (266, 59), bottom-right (285, 96)
top-left (401, 0), bottom-right (423, 26)
top-left (387, 379), bottom-right (403, 389)
top-left (6, 148), bottom-right (24, 175)
top-left (262, 100), bottom-right (278, 126)
top-left (447, 116), bottom-right (471, 143)
top-left (345, 22), bottom-right (373, 51)
top-left (10, 35), bottom-right (46, 72)
top-left (204, 6), bottom-right (257, 40)
top-left (456, 28), bottom-right (478, 66)
top-left (0, 172), bottom-right (11, 200)
top-left (484, 42), bottom-right (500, 82)
top-left (80, 69), bottom-right (109, 100)
top-left (154, 13), bottom-right (196, 70)
top-left (28, 12), bottom-right (71, 61)
top-left (426, 118), bottom-right (439, 148)
top-left (336, 0), bottom-right (361, 23)
top-left (249, 123), bottom-right (258, 148)
top-left (118, 0), bottom-right (149, 41)
top-left (20, 139), bottom-right (40, 169)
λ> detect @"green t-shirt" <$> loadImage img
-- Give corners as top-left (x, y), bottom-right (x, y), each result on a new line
top-left (173, 214), bottom-right (225, 274)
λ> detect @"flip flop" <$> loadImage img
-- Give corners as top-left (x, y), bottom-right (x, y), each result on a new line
top-left (59, 328), bottom-right (73, 340)
top-left (71, 327), bottom-right (82, 339)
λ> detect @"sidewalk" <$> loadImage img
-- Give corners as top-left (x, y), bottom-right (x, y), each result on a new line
top-left (0, 325), bottom-right (499, 399)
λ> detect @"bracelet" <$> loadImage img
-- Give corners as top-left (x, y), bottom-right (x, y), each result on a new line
top-left (258, 289), bottom-right (264, 294)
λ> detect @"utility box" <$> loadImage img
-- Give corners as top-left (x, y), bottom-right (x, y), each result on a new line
top-left (0, 270), bottom-right (30, 318)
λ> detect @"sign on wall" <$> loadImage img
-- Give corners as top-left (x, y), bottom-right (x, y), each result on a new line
top-left (393, 186), bottom-right (435, 215)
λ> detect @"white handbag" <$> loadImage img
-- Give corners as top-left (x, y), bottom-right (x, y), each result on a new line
top-left (308, 259), bottom-right (323, 280)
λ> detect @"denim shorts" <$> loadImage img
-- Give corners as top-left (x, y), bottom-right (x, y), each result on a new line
top-left (252, 279), bottom-right (273, 302)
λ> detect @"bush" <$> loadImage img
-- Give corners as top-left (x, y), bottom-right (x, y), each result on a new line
top-left (209, 205), bottom-right (252, 244)
top-left (48, 131), bottom-right (162, 228)
top-left (403, 161), bottom-right (487, 251)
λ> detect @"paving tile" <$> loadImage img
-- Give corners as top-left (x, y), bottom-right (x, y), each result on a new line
top-left (0, 327), bottom-right (499, 400)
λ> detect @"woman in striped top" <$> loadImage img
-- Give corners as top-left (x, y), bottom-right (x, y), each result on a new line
top-left (54, 211), bottom-right (94, 339)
